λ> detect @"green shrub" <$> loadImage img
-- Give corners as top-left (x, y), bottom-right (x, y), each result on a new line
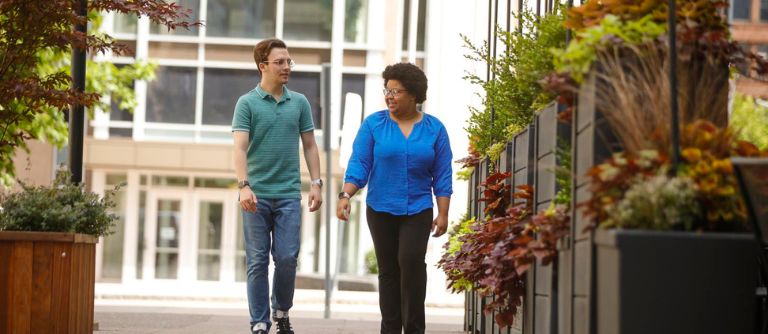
top-left (0, 171), bottom-right (121, 237)
top-left (462, 7), bottom-right (566, 160)
top-left (731, 93), bottom-right (768, 150)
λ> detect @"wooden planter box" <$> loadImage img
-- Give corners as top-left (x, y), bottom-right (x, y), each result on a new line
top-left (0, 231), bottom-right (97, 334)
top-left (594, 229), bottom-right (758, 334)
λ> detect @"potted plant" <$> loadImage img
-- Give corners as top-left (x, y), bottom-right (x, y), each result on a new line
top-left (0, 171), bottom-right (120, 333)
top-left (581, 122), bottom-right (767, 334)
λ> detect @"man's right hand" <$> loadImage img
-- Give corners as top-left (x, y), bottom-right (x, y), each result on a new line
top-left (336, 198), bottom-right (350, 221)
top-left (239, 187), bottom-right (258, 213)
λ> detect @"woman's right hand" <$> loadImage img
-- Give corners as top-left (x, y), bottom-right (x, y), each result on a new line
top-left (336, 198), bottom-right (350, 220)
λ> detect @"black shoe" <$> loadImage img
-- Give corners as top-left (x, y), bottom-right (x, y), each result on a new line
top-left (274, 316), bottom-right (294, 334)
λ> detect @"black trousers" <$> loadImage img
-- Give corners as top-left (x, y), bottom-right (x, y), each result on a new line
top-left (367, 207), bottom-right (433, 334)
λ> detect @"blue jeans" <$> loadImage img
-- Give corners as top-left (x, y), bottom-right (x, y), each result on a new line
top-left (242, 198), bottom-right (301, 329)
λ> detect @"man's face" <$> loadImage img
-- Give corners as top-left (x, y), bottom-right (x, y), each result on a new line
top-left (259, 47), bottom-right (291, 85)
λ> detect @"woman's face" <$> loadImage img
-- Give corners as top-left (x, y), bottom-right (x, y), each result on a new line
top-left (384, 79), bottom-right (417, 116)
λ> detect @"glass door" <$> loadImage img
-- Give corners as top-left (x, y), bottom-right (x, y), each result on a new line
top-left (193, 190), bottom-right (238, 282)
top-left (144, 191), bottom-right (189, 280)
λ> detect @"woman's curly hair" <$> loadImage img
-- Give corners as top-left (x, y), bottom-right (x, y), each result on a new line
top-left (382, 63), bottom-right (428, 103)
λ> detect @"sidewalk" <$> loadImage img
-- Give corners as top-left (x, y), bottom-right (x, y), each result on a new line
top-left (94, 284), bottom-right (465, 333)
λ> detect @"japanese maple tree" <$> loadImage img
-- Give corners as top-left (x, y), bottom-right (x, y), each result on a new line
top-left (0, 0), bottom-right (200, 185)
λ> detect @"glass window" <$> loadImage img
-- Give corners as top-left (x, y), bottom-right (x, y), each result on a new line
top-left (197, 201), bottom-right (223, 281)
top-left (762, 0), bottom-right (768, 21)
top-left (114, 13), bottom-right (138, 34)
top-left (110, 99), bottom-right (133, 122)
top-left (206, 0), bottom-right (276, 38)
top-left (284, 0), bottom-right (333, 41)
top-left (109, 128), bottom-right (133, 138)
top-left (401, 0), bottom-right (426, 51)
top-left (101, 174), bottom-right (127, 281)
top-left (732, 0), bottom-right (751, 20)
top-left (287, 72), bottom-right (321, 129)
top-left (203, 68), bottom-right (258, 126)
top-left (194, 177), bottom-right (236, 188)
top-left (155, 200), bottom-right (181, 279)
top-left (109, 65), bottom-right (133, 122)
top-left (152, 175), bottom-right (190, 187)
top-left (341, 74), bottom-right (366, 126)
top-left (146, 66), bottom-right (197, 124)
top-left (150, 0), bottom-right (200, 36)
top-left (345, 0), bottom-right (368, 43)
top-left (137, 191), bottom-right (146, 279)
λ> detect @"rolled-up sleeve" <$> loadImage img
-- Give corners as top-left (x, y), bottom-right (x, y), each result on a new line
top-left (344, 120), bottom-right (374, 189)
top-left (431, 125), bottom-right (453, 197)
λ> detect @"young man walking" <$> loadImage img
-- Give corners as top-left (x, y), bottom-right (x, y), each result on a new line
top-left (232, 38), bottom-right (323, 334)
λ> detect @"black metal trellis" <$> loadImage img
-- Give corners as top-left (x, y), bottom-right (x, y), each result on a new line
top-left (668, 0), bottom-right (681, 174)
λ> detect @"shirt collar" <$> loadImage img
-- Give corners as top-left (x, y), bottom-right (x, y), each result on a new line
top-left (255, 85), bottom-right (292, 102)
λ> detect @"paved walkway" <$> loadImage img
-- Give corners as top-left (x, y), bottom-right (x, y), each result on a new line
top-left (94, 296), bottom-right (465, 334)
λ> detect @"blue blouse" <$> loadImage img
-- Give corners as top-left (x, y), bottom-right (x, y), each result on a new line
top-left (344, 110), bottom-right (453, 216)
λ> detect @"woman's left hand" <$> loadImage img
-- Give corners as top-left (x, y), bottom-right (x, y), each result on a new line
top-left (431, 214), bottom-right (448, 237)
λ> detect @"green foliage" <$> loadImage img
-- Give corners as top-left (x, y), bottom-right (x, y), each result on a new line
top-left (552, 14), bottom-right (666, 83)
top-left (443, 213), bottom-right (476, 292)
top-left (1, 17), bottom-right (157, 186)
top-left (364, 248), bottom-right (378, 275)
top-left (463, 7), bottom-right (566, 158)
top-left (456, 166), bottom-right (475, 181)
top-left (0, 1), bottom-right (194, 188)
top-left (554, 140), bottom-right (572, 205)
top-left (731, 93), bottom-right (768, 150)
top-left (0, 171), bottom-right (122, 237)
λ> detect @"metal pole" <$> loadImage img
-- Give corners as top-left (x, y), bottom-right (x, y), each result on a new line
top-left (321, 63), bottom-right (333, 319)
top-left (69, 0), bottom-right (87, 184)
top-left (668, 0), bottom-right (681, 174)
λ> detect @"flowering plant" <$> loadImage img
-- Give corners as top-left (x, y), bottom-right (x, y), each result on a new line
top-left (582, 120), bottom-right (767, 231)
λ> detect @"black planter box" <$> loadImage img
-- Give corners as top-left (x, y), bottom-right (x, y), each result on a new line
top-left (594, 229), bottom-right (758, 334)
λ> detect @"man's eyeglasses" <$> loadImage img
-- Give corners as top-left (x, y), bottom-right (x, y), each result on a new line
top-left (383, 88), bottom-right (407, 97)
top-left (262, 58), bottom-right (296, 69)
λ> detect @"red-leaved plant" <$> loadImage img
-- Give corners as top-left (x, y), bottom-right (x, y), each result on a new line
top-left (439, 173), bottom-right (571, 328)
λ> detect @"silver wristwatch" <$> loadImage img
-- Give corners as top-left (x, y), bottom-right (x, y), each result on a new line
top-left (310, 178), bottom-right (323, 188)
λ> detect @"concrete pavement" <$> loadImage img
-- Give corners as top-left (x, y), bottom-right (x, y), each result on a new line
top-left (93, 290), bottom-right (465, 334)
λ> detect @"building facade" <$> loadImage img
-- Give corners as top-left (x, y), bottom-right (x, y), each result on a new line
top-left (46, 0), bottom-right (490, 302)
top-left (731, 0), bottom-right (768, 98)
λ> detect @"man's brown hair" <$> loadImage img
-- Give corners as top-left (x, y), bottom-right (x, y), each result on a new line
top-left (253, 38), bottom-right (287, 74)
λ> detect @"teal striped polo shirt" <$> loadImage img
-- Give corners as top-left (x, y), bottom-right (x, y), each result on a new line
top-left (232, 85), bottom-right (315, 199)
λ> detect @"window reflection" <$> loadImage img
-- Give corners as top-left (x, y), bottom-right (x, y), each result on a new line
top-left (345, 0), bottom-right (368, 43)
top-left (203, 68), bottom-right (258, 126)
top-left (287, 72), bottom-right (322, 129)
top-left (198, 202), bottom-right (223, 281)
top-left (150, 0), bottom-right (200, 36)
top-left (284, 0), bottom-right (332, 41)
top-left (732, 0), bottom-right (751, 20)
top-left (146, 66), bottom-right (197, 124)
top-left (206, 0), bottom-right (276, 38)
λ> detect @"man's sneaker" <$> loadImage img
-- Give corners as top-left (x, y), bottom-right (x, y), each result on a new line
top-left (274, 316), bottom-right (294, 334)
top-left (251, 323), bottom-right (268, 334)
